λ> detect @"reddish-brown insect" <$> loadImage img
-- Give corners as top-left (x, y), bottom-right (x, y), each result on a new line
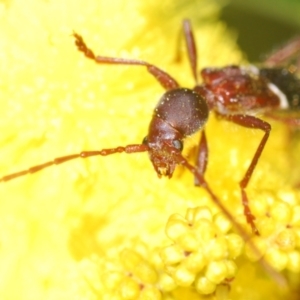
top-left (1, 20), bottom-right (300, 238)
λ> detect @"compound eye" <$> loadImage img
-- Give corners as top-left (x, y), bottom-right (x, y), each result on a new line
top-left (142, 136), bottom-right (148, 145)
top-left (172, 139), bottom-right (183, 151)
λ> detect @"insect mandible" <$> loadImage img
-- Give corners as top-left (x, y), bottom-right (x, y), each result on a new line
top-left (2, 19), bottom-right (300, 236)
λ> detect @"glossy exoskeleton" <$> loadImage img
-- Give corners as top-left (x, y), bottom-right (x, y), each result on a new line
top-left (1, 20), bottom-right (300, 237)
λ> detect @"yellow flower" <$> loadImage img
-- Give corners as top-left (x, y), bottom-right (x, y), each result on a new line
top-left (0, 0), bottom-right (299, 299)
top-left (161, 207), bottom-right (243, 293)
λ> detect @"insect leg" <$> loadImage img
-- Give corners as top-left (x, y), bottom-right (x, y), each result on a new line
top-left (73, 33), bottom-right (179, 90)
top-left (182, 19), bottom-right (198, 84)
top-left (264, 36), bottom-right (300, 68)
top-left (264, 111), bottom-right (300, 127)
top-left (181, 152), bottom-right (288, 286)
top-left (182, 20), bottom-right (209, 184)
top-left (194, 130), bottom-right (208, 186)
top-left (223, 114), bottom-right (271, 235)
top-left (180, 154), bottom-right (248, 237)
top-left (0, 144), bottom-right (148, 182)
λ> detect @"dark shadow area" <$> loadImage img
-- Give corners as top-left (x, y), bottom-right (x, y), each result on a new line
top-left (221, 4), bottom-right (300, 62)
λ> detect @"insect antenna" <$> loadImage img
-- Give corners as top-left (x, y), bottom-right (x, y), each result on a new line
top-left (0, 144), bottom-right (148, 182)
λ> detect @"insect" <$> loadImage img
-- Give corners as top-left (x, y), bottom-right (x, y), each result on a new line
top-left (1, 20), bottom-right (300, 237)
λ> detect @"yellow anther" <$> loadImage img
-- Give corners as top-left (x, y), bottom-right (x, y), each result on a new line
top-left (195, 276), bottom-right (216, 294)
top-left (276, 229), bottom-right (296, 251)
top-left (226, 233), bottom-right (244, 258)
top-left (270, 201), bottom-right (292, 223)
top-left (160, 244), bottom-right (183, 265)
top-left (223, 260), bottom-right (237, 278)
top-left (139, 286), bottom-right (162, 300)
top-left (204, 237), bottom-right (228, 260)
top-left (150, 250), bottom-right (164, 269)
top-left (251, 194), bottom-right (269, 216)
top-left (213, 212), bottom-right (232, 234)
top-left (193, 219), bottom-right (216, 242)
top-left (177, 231), bottom-right (199, 251)
top-left (158, 273), bottom-right (177, 292)
top-left (165, 213), bottom-right (189, 241)
top-left (265, 248), bottom-right (288, 271)
top-left (256, 216), bottom-right (276, 236)
top-left (183, 251), bottom-right (206, 273)
top-left (205, 261), bottom-right (228, 284)
top-left (186, 206), bottom-right (213, 223)
top-left (174, 266), bottom-right (195, 286)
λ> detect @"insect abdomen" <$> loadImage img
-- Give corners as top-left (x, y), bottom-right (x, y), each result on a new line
top-left (260, 68), bottom-right (300, 109)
